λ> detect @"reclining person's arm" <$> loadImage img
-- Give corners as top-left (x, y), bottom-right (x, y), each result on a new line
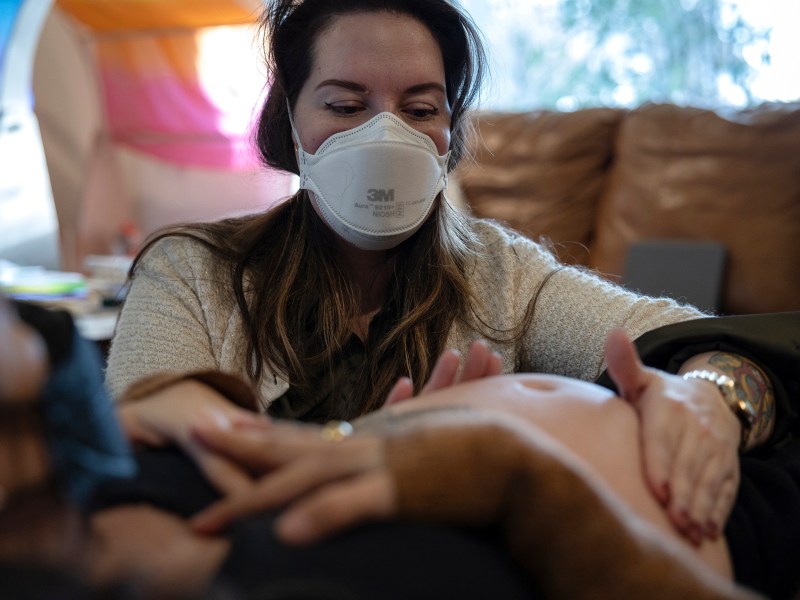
top-left (189, 404), bottom-right (760, 599)
top-left (386, 415), bottom-right (760, 600)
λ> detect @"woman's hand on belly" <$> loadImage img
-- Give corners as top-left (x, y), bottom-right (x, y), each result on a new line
top-left (604, 329), bottom-right (741, 545)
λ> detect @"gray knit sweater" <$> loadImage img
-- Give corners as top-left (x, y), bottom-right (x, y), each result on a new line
top-left (105, 219), bottom-right (703, 409)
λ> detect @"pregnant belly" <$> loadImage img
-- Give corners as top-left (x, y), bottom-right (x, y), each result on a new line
top-left (392, 373), bottom-right (733, 578)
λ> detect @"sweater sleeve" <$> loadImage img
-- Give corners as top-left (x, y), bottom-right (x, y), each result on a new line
top-left (385, 415), bottom-right (757, 600)
top-left (468, 221), bottom-right (706, 380)
top-left (105, 238), bottom-right (232, 400)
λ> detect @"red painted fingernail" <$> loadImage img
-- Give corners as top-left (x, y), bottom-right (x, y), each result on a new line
top-left (706, 522), bottom-right (719, 539)
top-left (690, 527), bottom-right (703, 547)
top-left (190, 512), bottom-right (217, 533)
top-left (233, 417), bottom-right (271, 430)
top-left (679, 509), bottom-right (690, 526)
top-left (276, 513), bottom-right (314, 544)
top-left (191, 426), bottom-right (213, 442)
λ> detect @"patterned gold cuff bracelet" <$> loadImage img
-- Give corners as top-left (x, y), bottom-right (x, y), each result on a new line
top-left (682, 369), bottom-right (756, 450)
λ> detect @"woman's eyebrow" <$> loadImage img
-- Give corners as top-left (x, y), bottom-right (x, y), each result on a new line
top-left (404, 82), bottom-right (446, 95)
top-left (315, 79), bottom-right (367, 92)
top-left (314, 80), bottom-right (446, 95)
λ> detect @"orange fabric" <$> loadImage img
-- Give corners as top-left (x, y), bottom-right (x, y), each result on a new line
top-left (55, 0), bottom-right (260, 32)
top-left (95, 29), bottom-right (199, 81)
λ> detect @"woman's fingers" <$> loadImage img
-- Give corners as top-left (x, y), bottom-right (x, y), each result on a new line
top-left (671, 382), bottom-right (739, 541)
top-left (421, 350), bottom-right (461, 393)
top-left (385, 376), bottom-right (414, 406)
top-left (604, 329), bottom-right (649, 406)
top-left (388, 340), bottom-right (503, 406)
top-left (666, 421), bottom-right (716, 536)
top-left (606, 329), bottom-right (672, 502)
top-left (486, 350), bottom-right (503, 378)
top-left (275, 471), bottom-right (396, 545)
top-left (700, 452), bottom-right (738, 536)
top-left (117, 408), bottom-right (168, 447)
top-left (460, 340), bottom-right (503, 382)
top-left (192, 422), bottom-right (324, 473)
top-left (191, 434), bottom-right (386, 534)
top-left (636, 394), bottom-right (679, 505)
top-left (687, 454), bottom-right (730, 538)
top-left (642, 386), bottom-right (740, 543)
top-left (605, 329), bottom-right (743, 534)
top-left (425, 340), bottom-right (502, 390)
top-left (670, 419), bottom-right (735, 541)
top-left (191, 457), bottom-right (331, 532)
top-left (606, 330), bottom-right (673, 503)
top-left (708, 476), bottom-right (739, 539)
top-left (184, 441), bottom-right (255, 496)
top-left (460, 340), bottom-right (490, 381)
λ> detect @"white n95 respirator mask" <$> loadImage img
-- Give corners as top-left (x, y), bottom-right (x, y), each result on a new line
top-left (289, 110), bottom-right (451, 251)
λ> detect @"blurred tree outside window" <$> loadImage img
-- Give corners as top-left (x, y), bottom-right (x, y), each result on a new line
top-left (460, 0), bottom-right (799, 110)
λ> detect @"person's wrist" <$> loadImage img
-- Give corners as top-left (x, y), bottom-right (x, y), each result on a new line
top-left (681, 370), bottom-right (754, 450)
top-left (120, 370), bottom-right (260, 412)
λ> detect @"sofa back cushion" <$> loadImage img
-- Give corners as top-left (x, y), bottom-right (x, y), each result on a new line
top-left (456, 109), bottom-right (622, 265)
top-left (589, 103), bottom-right (800, 315)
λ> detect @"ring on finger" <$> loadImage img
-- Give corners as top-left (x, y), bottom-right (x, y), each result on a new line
top-left (320, 420), bottom-right (354, 442)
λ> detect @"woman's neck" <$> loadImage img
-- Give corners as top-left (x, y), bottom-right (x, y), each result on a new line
top-left (334, 238), bottom-right (395, 317)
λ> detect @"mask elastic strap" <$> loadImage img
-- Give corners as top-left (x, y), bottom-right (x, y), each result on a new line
top-left (286, 101), bottom-right (309, 183)
top-left (286, 101), bottom-right (302, 149)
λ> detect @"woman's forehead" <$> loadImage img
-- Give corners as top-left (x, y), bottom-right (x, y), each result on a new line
top-left (308, 12), bottom-right (446, 90)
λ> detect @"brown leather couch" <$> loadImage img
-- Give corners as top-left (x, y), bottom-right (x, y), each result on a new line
top-left (454, 103), bottom-right (800, 315)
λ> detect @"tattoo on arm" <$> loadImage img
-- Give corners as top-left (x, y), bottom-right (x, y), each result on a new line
top-left (708, 353), bottom-right (775, 447)
top-left (354, 404), bottom-right (476, 435)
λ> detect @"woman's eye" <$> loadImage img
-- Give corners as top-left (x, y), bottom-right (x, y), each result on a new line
top-left (324, 103), bottom-right (362, 115)
top-left (406, 107), bottom-right (439, 120)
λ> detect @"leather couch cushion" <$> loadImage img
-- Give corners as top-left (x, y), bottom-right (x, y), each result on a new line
top-left (589, 103), bottom-right (800, 314)
top-left (456, 109), bottom-right (622, 265)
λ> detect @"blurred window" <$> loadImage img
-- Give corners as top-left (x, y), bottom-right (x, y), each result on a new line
top-left (460, 0), bottom-right (800, 110)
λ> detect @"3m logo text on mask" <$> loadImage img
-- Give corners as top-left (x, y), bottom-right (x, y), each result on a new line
top-left (367, 189), bottom-right (395, 203)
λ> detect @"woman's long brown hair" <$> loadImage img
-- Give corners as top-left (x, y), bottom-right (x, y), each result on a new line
top-left (130, 192), bottom-right (532, 417)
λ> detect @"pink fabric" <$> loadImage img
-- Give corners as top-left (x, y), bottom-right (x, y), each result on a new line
top-left (95, 29), bottom-right (263, 170)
